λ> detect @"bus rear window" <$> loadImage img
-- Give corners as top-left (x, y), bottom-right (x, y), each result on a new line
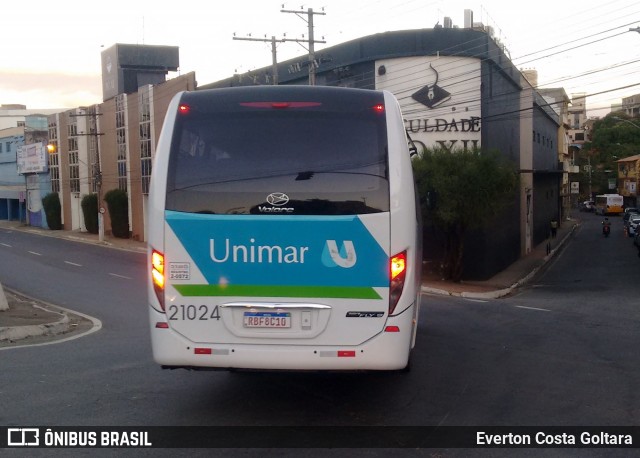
top-left (165, 103), bottom-right (389, 215)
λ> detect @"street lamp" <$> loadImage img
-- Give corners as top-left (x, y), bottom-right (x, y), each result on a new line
top-left (612, 116), bottom-right (640, 129)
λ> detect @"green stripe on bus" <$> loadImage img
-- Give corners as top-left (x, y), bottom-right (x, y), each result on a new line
top-left (173, 284), bottom-right (382, 300)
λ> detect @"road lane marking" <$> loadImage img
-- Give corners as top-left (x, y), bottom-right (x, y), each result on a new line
top-left (64, 261), bottom-right (82, 267)
top-left (515, 305), bottom-right (551, 312)
top-left (28, 251), bottom-right (42, 256)
top-left (0, 243), bottom-right (11, 247)
top-left (109, 273), bottom-right (132, 280)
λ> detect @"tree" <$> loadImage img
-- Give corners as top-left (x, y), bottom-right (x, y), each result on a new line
top-left (578, 113), bottom-right (640, 197)
top-left (412, 147), bottom-right (519, 282)
top-left (42, 193), bottom-right (62, 230)
top-left (103, 189), bottom-right (129, 238)
top-left (81, 194), bottom-right (99, 234)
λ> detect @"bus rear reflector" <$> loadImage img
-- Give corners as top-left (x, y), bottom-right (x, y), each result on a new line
top-left (195, 348), bottom-right (212, 355)
top-left (337, 351), bottom-right (356, 357)
top-left (155, 322), bottom-right (169, 329)
top-left (151, 249), bottom-right (165, 310)
top-left (389, 251), bottom-right (407, 315)
top-left (385, 326), bottom-right (400, 333)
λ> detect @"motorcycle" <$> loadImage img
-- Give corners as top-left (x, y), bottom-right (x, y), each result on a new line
top-left (603, 224), bottom-right (611, 237)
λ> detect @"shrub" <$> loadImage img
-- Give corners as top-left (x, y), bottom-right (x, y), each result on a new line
top-left (412, 147), bottom-right (519, 282)
top-left (42, 193), bottom-right (62, 230)
top-left (81, 194), bottom-right (99, 234)
top-left (103, 189), bottom-right (129, 238)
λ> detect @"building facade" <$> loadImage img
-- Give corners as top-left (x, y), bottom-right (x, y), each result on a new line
top-left (47, 71), bottom-right (196, 239)
top-left (0, 115), bottom-right (50, 223)
top-left (617, 154), bottom-right (639, 206)
top-left (538, 87), bottom-right (574, 223)
top-left (0, 126), bottom-right (26, 221)
top-left (622, 93), bottom-right (640, 117)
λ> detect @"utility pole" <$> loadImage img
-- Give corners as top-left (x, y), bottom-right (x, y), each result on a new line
top-left (233, 35), bottom-right (282, 85)
top-left (233, 33), bottom-right (318, 85)
top-left (280, 7), bottom-right (326, 85)
top-left (68, 110), bottom-right (104, 240)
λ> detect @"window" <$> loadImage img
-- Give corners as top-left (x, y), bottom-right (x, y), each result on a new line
top-left (167, 106), bottom-right (389, 215)
top-left (116, 94), bottom-right (128, 192)
top-left (68, 114), bottom-right (80, 193)
top-left (49, 121), bottom-right (60, 193)
top-left (139, 88), bottom-right (153, 195)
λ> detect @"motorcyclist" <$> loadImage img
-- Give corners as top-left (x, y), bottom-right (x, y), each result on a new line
top-left (602, 217), bottom-right (611, 235)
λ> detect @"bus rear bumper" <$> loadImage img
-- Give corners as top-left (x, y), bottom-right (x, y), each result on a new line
top-left (148, 305), bottom-right (415, 371)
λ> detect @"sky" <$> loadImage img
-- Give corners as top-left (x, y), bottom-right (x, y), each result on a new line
top-left (2, 0), bottom-right (639, 117)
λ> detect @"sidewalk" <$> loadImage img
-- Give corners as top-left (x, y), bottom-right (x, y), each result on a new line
top-left (0, 218), bottom-right (579, 346)
top-left (421, 219), bottom-right (579, 299)
top-left (0, 220), bottom-right (147, 253)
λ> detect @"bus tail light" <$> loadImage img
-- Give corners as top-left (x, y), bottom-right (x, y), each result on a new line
top-left (389, 251), bottom-right (407, 315)
top-left (151, 249), bottom-right (166, 311)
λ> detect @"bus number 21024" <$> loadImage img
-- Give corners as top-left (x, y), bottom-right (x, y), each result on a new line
top-left (168, 304), bottom-right (221, 321)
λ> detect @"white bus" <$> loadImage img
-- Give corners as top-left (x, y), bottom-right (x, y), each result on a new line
top-left (147, 86), bottom-right (422, 371)
top-left (595, 194), bottom-right (624, 216)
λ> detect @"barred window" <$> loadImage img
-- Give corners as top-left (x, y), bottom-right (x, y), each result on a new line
top-left (67, 113), bottom-right (80, 193)
top-left (48, 121), bottom-right (60, 193)
top-left (116, 94), bottom-right (128, 192)
top-left (139, 88), bottom-right (153, 194)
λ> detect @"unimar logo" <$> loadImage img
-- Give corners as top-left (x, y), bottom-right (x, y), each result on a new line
top-left (209, 238), bottom-right (357, 268)
top-left (323, 240), bottom-right (357, 268)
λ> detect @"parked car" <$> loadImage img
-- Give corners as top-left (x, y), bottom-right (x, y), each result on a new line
top-left (628, 215), bottom-right (640, 237)
top-left (580, 200), bottom-right (595, 212)
top-left (624, 211), bottom-right (640, 233)
top-left (623, 207), bottom-right (639, 223)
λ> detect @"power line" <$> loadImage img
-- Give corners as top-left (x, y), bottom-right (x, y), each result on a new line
top-left (280, 7), bottom-right (326, 85)
top-left (232, 7), bottom-right (327, 86)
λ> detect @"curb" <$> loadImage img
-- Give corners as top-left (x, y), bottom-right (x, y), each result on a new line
top-left (421, 285), bottom-right (512, 300)
top-left (0, 289), bottom-right (103, 348)
top-left (0, 304), bottom-right (70, 342)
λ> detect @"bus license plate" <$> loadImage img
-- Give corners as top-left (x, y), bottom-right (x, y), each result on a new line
top-left (243, 311), bottom-right (291, 328)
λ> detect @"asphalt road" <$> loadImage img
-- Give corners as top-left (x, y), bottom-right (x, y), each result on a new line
top-left (1, 214), bottom-right (639, 456)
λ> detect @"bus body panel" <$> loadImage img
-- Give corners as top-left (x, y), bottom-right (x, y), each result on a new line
top-left (161, 212), bottom-right (391, 346)
top-left (147, 86), bottom-right (421, 371)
